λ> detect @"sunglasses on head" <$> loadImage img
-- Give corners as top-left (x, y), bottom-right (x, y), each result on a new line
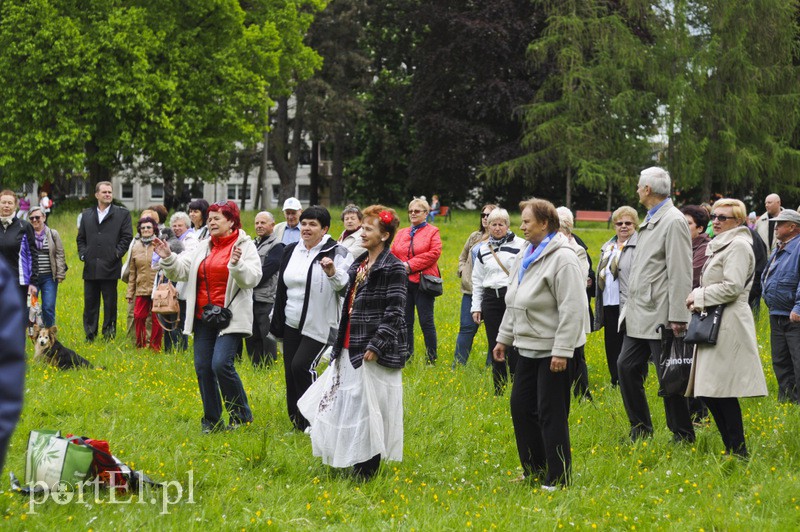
top-left (215, 200), bottom-right (229, 207)
top-left (709, 214), bottom-right (732, 222)
top-left (615, 221), bottom-right (633, 227)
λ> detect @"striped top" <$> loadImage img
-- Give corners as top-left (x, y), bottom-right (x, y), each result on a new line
top-left (35, 237), bottom-right (52, 277)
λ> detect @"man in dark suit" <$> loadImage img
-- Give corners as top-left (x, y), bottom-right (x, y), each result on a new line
top-left (0, 255), bottom-right (25, 474)
top-left (77, 181), bottom-right (133, 341)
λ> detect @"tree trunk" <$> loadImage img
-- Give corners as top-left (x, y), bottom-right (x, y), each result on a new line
top-left (270, 95), bottom-right (304, 203)
top-left (163, 170), bottom-right (176, 211)
top-left (257, 126), bottom-right (269, 210)
top-left (606, 180), bottom-right (613, 212)
top-left (329, 131), bottom-right (345, 205)
top-left (565, 166), bottom-right (572, 209)
top-left (310, 139), bottom-right (320, 205)
top-left (240, 149), bottom-right (252, 211)
top-left (84, 139), bottom-right (110, 187)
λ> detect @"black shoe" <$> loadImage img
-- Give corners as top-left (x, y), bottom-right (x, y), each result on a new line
top-left (630, 427), bottom-right (654, 442)
top-left (671, 433), bottom-right (696, 444)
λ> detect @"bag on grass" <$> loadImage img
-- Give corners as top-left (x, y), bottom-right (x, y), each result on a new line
top-left (24, 430), bottom-right (94, 489)
top-left (656, 325), bottom-right (693, 397)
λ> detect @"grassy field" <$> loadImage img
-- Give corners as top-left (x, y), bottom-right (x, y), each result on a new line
top-left (2, 206), bottom-right (800, 530)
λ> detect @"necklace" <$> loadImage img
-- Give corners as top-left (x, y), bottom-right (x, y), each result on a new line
top-left (354, 258), bottom-right (370, 286)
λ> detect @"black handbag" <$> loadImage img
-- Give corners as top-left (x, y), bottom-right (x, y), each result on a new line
top-left (684, 305), bottom-right (725, 345)
top-left (419, 274), bottom-right (443, 297)
top-left (200, 254), bottom-right (239, 329)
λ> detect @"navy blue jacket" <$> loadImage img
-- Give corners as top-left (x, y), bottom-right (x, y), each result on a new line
top-left (331, 247), bottom-right (409, 370)
top-left (762, 235), bottom-right (800, 316)
top-left (0, 255), bottom-right (26, 474)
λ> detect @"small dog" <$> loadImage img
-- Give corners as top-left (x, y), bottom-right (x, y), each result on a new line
top-left (33, 325), bottom-right (94, 370)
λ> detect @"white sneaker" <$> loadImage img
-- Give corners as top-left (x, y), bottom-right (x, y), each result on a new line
top-left (304, 426), bottom-right (312, 435)
top-left (540, 485), bottom-right (558, 492)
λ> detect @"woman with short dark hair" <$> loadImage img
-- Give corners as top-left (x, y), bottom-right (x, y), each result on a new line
top-left (128, 216), bottom-right (162, 351)
top-left (188, 199), bottom-right (210, 240)
top-left (270, 205), bottom-right (354, 431)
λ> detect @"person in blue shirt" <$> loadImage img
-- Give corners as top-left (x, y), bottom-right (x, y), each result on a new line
top-left (761, 209), bottom-right (800, 403)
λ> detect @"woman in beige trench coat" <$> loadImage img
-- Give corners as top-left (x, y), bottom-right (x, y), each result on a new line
top-left (685, 198), bottom-right (767, 458)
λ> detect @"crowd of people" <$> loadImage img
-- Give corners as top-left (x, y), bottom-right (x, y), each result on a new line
top-left (2, 167), bottom-right (800, 488)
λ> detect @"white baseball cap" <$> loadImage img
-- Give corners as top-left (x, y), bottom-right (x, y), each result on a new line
top-left (282, 197), bottom-right (302, 211)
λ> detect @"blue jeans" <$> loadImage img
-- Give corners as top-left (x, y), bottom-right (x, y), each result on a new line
top-left (405, 281), bottom-right (437, 362)
top-left (193, 321), bottom-right (253, 430)
top-left (36, 275), bottom-right (58, 327)
top-left (453, 294), bottom-right (482, 367)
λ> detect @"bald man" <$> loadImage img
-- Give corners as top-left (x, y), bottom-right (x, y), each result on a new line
top-left (245, 211), bottom-right (285, 366)
top-left (756, 193), bottom-right (783, 251)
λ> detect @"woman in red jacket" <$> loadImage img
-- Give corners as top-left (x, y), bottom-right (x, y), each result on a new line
top-left (391, 197), bottom-right (442, 364)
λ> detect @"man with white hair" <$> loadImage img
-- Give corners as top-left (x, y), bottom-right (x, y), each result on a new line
top-left (246, 211), bottom-right (284, 366)
top-left (273, 197), bottom-right (302, 244)
top-left (618, 167), bottom-right (694, 442)
top-left (756, 193), bottom-right (783, 251)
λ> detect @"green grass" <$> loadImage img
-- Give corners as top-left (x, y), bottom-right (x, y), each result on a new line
top-left (3, 207), bottom-right (800, 530)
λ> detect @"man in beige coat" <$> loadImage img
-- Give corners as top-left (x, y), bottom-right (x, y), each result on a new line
top-left (618, 167), bottom-right (694, 442)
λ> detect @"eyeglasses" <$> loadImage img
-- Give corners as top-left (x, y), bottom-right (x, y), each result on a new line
top-left (140, 226), bottom-right (154, 231)
top-left (481, 213), bottom-right (491, 218)
top-left (615, 221), bottom-right (634, 227)
top-left (29, 216), bottom-right (42, 221)
top-left (710, 214), bottom-right (733, 222)
top-left (408, 209), bottom-right (425, 215)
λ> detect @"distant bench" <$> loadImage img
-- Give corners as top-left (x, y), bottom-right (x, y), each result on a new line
top-left (575, 210), bottom-right (612, 228)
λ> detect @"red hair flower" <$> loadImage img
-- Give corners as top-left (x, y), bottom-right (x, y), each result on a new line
top-left (379, 210), bottom-right (394, 224)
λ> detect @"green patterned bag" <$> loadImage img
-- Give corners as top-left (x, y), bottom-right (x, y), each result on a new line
top-left (24, 430), bottom-right (94, 489)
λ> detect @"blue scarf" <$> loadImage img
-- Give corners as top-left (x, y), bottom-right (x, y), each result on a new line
top-left (518, 233), bottom-right (556, 283)
top-left (409, 221), bottom-right (428, 239)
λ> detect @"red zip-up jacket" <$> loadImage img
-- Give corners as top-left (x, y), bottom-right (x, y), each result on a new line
top-left (390, 223), bottom-right (442, 284)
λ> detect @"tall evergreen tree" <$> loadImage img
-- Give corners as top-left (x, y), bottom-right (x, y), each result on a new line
top-left (487, 0), bottom-right (656, 209)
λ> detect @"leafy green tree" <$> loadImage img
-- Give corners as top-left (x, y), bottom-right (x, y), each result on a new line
top-left (0, 0), bottom-right (323, 200)
top-left (654, 0), bottom-right (800, 203)
top-left (487, 0), bottom-right (656, 209)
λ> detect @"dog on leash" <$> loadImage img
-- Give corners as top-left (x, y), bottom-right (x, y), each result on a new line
top-left (33, 325), bottom-right (94, 370)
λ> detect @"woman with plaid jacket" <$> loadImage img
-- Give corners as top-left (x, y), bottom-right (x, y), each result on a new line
top-left (299, 205), bottom-right (408, 480)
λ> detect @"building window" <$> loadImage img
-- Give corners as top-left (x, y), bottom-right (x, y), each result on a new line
top-left (227, 184), bottom-right (251, 201)
top-left (121, 183), bottom-right (134, 200)
top-left (298, 185), bottom-right (310, 202)
top-left (69, 179), bottom-right (88, 197)
top-left (151, 183), bottom-right (164, 200)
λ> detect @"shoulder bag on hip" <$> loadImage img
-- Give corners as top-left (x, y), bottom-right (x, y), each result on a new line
top-left (684, 305), bottom-right (725, 345)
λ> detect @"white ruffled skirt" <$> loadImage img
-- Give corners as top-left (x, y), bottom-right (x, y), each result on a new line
top-left (297, 349), bottom-right (404, 468)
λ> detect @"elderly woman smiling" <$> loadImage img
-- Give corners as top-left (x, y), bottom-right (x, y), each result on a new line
top-left (493, 198), bottom-right (586, 490)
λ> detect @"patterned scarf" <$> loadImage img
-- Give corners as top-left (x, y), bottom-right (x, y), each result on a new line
top-left (35, 228), bottom-right (47, 250)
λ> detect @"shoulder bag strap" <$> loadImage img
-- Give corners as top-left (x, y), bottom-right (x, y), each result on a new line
top-left (489, 245), bottom-right (510, 276)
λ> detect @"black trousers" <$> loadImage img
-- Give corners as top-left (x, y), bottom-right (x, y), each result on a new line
top-left (482, 287), bottom-right (517, 394)
top-left (602, 305), bottom-right (623, 386)
top-left (769, 315), bottom-right (800, 403)
top-left (245, 302), bottom-right (277, 367)
top-left (617, 335), bottom-right (694, 441)
top-left (83, 279), bottom-right (119, 341)
top-left (510, 356), bottom-right (572, 486)
top-left (283, 326), bottom-right (326, 431)
top-left (570, 345), bottom-right (592, 400)
top-left (700, 396), bottom-right (747, 456)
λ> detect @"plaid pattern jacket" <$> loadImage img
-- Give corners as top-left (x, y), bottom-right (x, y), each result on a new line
top-left (332, 247), bottom-right (409, 369)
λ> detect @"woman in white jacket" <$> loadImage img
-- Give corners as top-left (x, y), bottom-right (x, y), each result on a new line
top-left (154, 200), bottom-right (262, 434)
top-left (270, 205), bottom-right (354, 432)
top-left (471, 208), bottom-right (526, 394)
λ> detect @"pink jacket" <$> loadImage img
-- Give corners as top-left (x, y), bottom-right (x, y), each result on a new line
top-left (391, 224), bottom-right (442, 284)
